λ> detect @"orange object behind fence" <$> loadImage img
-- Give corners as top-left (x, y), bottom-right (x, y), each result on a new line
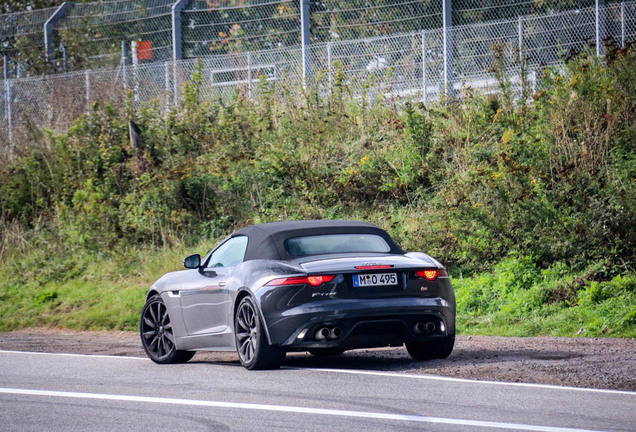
top-left (137, 41), bottom-right (152, 60)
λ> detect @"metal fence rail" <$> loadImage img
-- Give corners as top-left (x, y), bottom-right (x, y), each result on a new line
top-left (1, 0), bottom-right (626, 75)
top-left (2, 1), bottom-right (635, 159)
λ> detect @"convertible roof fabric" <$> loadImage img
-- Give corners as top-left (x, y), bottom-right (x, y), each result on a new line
top-left (232, 220), bottom-right (404, 261)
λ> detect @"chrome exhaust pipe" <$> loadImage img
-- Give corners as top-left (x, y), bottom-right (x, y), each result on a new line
top-left (413, 322), bottom-right (426, 334)
top-left (328, 327), bottom-right (342, 339)
top-left (413, 322), bottom-right (436, 334)
top-left (315, 327), bottom-right (330, 341)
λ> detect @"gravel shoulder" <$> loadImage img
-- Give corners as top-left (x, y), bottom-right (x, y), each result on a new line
top-left (1, 328), bottom-right (634, 391)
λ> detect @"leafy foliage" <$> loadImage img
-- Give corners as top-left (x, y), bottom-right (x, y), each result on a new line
top-left (0, 43), bottom-right (634, 334)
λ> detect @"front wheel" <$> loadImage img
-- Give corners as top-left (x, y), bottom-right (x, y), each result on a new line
top-left (140, 294), bottom-right (195, 364)
top-left (235, 296), bottom-right (285, 370)
top-left (406, 334), bottom-right (455, 361)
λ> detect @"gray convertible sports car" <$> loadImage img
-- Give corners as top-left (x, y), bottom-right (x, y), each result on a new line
top-left (140, 220), bottom-right (455, 369)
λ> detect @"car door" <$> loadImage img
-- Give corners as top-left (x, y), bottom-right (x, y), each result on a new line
top-left (180, 236), bottom-right (248, 335)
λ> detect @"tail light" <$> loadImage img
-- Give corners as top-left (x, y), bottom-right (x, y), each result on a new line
top-left (415, 269), bottom-right (448, 280)
top-left (266, 275), bottom-right (336, 287)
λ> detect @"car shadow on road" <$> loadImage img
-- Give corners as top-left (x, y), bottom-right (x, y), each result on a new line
top-left (191, 344), bottom-right (588, 378)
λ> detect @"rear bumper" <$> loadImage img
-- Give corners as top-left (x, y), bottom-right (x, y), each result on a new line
top-left (261, 296), bottom-right (455, 350)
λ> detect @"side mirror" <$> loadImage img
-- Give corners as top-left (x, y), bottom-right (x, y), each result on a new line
top-left (183, 254), bottom-right (201, 269)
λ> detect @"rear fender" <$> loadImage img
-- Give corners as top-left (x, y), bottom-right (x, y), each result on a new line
top-left (233, 287), bottom-right (277, 346)
top-left (231, 260), bottom-right (305, 348)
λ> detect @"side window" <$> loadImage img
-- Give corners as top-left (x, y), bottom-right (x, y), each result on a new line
top-left (206, 236), bottom-right (248, 268)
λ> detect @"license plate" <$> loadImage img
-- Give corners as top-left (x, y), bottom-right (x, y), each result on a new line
top-left (353, 273), bottom-right (398, 287)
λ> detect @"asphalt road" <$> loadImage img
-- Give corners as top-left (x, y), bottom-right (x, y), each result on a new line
top-left (1, 350), bottom-right (634, 432)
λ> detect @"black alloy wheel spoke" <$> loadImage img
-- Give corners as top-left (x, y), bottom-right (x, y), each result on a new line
top-left (239, 338), bottom-right (250, 358)
top-left (247, 340), bottom-right (254, 360)
top-left (161, 336), bottom-right (169, 355)
top-left (237, 311), bottom-right (248, 332)
top-left (161, 305), bottom-right (169, 325)
top-left (149, 334), bottom-right (159, 351)
top-left (148, 304), bottom-right (158, 323)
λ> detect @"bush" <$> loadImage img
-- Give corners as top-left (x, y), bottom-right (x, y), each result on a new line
top-left (0, 43), bottom-right (634, 333)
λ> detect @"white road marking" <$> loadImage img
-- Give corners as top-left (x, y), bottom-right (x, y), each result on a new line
top-left (0, 349), bottom-right (148, 361)
top-left (285, 367), bottom-right (636, 396)
top-left (2, 349), bottom-right (635, 396)
top-left (0, 387), bottom-right (603, 432)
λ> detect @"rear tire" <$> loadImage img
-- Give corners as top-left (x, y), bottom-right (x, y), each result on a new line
top-left (235, 296), bottom-right (285, 370)
top-left (406, 334), bottom-right (455, 361)
top-left (140, 294), bottom-right (195, 364)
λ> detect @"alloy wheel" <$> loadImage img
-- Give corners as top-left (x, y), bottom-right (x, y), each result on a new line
top-left (141, 299), bottom-right (175, 360)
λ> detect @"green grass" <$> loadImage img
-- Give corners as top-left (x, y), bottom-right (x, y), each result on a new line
top-left (454, 258), bottom-right (636, 338)
top-left (0, 238), bottom-right (219, 331)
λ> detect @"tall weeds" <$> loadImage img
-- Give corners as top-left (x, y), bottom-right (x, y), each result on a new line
top-left (0, 43), bottom-right (634, 278)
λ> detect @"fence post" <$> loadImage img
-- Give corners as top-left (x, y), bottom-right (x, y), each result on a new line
top-left (4, 55), bottom-right (14, 160)
top-left (442, 0), bottom-right (454, 96)
top-left (44, 2), bottom-right (74, 64)
top-left (173, 61), bottom-right (179, 106)
top-left (172, 0), bottom-right (188, 61)
top-left (518, 16), bottom-right (524, 52)
top-left (121, 40), bottom-right (128, 90)
top-left (61, 44), bottom-right (68, 71)
top-left (247, 52), bottom-right (253, 99)
top-left (421, 30), bottom-right (427, 103)
top-left (300, 0), bottom-right (311, 86)
top-left (164, 61), bottom-right (171, 113)
top-left (327, 42), bottom-right (333, 86)
top-left (85, 69), bottom-right (90, 112)
top-left (621, 2), bottom-right (626, 48)
top-left (596, 0), bottom-right (606, 57)
top-left (132, 41), bottom-right (139, 104)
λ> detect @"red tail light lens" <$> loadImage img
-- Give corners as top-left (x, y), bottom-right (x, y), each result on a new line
top-left (266, 275), bottom-right (335, 287)
top-left (307, 275), bottom-right (334, 286)
top-left (415, 269), bottom-right (447, 280)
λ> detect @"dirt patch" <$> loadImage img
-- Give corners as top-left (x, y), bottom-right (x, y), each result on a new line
top-left (1, 329), bottom-right (634, 391)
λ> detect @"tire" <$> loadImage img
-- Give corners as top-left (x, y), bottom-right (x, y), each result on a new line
top-left (406, 334), bottom-right (455, 361)
top-left (234, 296), bottom-right (285, 370)
top-left (140, 294), bottom-right (195, 364)
top-left (308, 348), bottom-right (345, 357)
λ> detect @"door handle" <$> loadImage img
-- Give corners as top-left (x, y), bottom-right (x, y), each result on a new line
top-left (219, 282), bottom-right (226, 287)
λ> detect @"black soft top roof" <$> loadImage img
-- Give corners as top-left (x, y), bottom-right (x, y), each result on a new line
top-left (233, 220), bottom-right (404, 261)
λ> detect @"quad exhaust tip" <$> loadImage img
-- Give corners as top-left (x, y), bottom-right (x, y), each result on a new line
top-left (315, 327), bottom-right (330, 341)
top-left (413, 321), bottom-right (436, 335)
top-left (315, 326), bottom-right (342, 341)
top-left (328, 327), bottom-right (342, 339)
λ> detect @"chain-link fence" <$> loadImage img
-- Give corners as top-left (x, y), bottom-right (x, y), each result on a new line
top-left (2, 1), bottom-right (635, 158)
top-left (2, 0), bottom-right (628, 76)
top-left (1, 6), bottom-right (59, 76)
top-left (54, 0), bottom-right (175, 70)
